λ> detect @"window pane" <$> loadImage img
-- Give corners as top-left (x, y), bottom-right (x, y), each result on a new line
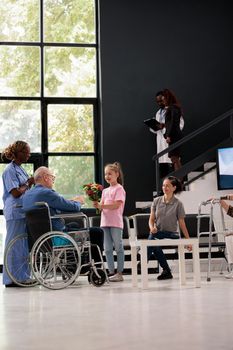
top-left (0, 46), bottom-right (40, 96)
top-left (49, 156), bottom-right (95, 201)
top-left (48, 104), bottom-right (94, 152)
top-left (0, 101), bottom-right (41, 152)
top-left (44, 0), bottom-right (95, 44)
top-left (0, 0), bottom-right (39, 42)
top-left (44, 47), bottom-right (96, 97)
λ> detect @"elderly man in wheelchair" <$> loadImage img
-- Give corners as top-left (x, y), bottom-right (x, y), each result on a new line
top-left (4, 167), bottom-right (107, 290)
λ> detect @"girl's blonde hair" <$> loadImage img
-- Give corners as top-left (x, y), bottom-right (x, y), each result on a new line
top-left (1, 141), bottom-right (28, 161)
top-left (105, 162), bottom-right (124, 185)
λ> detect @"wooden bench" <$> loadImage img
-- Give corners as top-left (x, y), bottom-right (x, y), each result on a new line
top-left (130, 238), bottom-right (201, 289)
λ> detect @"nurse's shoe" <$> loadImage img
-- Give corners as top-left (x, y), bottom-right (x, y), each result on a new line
top-left (5, 279), bottom-right (36, 287)
top-left (5, 283), bottom-right (23, 287)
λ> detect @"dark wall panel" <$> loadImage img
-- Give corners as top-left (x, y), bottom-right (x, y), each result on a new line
top-left (99, 0), bottom-right (233, 214)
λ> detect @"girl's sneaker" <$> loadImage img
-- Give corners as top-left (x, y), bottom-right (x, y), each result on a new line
top-left (107, 271), bottom-right (115, 277)
top-left (109, 273), bottom-right (124, 282)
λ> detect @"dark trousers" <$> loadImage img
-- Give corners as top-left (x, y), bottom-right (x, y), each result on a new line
top-left (148, 231), bottom-right (179, 271)
top-left (89, 227), bottom-right (104, 261)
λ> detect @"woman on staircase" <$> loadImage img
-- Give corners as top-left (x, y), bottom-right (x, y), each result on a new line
top-left (162, 89), bottom-right (183, 172)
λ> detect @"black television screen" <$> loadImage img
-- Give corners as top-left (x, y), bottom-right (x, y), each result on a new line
top-left (217, 147), bottom-right (233, 190)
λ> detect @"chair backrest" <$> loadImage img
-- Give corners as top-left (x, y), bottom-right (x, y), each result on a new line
top-left (184, 214), bottom-right (214, 237)
top-left (89, 216), bottom-right (101, 228)
top-left (123, 216), bottom-right (130, 239)
top-left (184, 214), bottom-right (216, 244)
top-left (90, 215), bottom-right (130, 239)
top-left (25, 205), bottom-right (52, 250)
top-left (131, 214), bottom-right (150, 239)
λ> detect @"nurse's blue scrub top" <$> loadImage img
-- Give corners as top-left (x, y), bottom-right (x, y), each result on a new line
top-left (2, 161), bottom-right (29, 221)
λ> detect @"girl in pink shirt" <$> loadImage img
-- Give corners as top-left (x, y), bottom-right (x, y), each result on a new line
top-left (93, 162), bottom-right (126, 282)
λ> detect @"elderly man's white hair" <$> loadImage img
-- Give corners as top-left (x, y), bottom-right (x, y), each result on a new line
top-left (34, 166), bottom-right (50, 182)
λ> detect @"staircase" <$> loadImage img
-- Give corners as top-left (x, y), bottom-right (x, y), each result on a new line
top-left (153, 108), bottom-right (233, 195)
top-left (178, 162), bottom-right (227, 214)
top-left (137, 109), bottom-right (233, 215)
top-left (136, 162), bottom-right (229, 215)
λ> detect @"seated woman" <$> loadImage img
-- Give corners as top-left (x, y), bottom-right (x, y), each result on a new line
top-left (148, 176), bottom-right (191, 280)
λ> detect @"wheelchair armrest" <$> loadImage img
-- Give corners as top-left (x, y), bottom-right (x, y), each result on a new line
top-left (52, 212), bottom-right (89, 228)
top-left (53, 212), bottom-right (88, 221)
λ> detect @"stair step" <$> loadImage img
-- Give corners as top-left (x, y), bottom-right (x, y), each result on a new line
top-left (204, 162), bottom-right (216, 171)
top-left (187, 171), bottom-right (204, 182)
top-left (193, 165), bottom-right (204, 172)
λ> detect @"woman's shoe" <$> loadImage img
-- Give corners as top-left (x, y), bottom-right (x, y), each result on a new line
top-left (157, 270), bottom-right (173, 280)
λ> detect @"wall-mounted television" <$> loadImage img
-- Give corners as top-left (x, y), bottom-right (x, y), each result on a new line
top-left (217, 147), bottom-right (233, 190)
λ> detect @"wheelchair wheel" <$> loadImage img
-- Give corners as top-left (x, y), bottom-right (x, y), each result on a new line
top-left (30, 231), bottom-right (81, 290)
top-left (4, 234), bottom-right (38, 287)
top-left (90, 268), bottom-right (107, 287)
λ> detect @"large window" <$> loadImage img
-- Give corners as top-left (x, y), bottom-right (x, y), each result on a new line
top-left (0, 0), bottom-right (100, 265)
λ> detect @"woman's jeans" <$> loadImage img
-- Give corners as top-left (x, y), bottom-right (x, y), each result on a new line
top-left (148, 231), bottom-right (179, 272)
top-left (103, 227), bottom-right (124, 273)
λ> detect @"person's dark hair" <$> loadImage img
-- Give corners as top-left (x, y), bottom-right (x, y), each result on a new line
top-left (105, 162), bottom-right (124, 185)
top-left (1, 141), bottom-right (28, 161)
top-left (162, 88), bottom-right (181, 108)
top-left (156, 91), bottom-right (164, 97)
top-left (166, 176), bottom-right (183, 193)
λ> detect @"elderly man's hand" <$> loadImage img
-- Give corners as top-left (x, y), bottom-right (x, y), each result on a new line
top-left (71, 195), bottom-right (85, 204)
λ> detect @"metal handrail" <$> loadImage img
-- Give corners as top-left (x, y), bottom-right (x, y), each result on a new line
top-left (153, 108), bottom-right (233, 194)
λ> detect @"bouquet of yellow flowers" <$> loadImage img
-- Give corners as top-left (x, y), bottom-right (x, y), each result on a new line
top-left (83, 183), bottom-right (103, 214)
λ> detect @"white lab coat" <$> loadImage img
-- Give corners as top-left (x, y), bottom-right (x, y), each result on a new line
top-left (150, 108), bottom-right (184, 163)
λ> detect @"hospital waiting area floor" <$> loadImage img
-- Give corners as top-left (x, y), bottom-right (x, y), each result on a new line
top-left (1, 272), bottom-right (233, 350)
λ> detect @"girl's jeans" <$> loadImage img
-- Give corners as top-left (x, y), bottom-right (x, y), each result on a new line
top-left (148, 231), bottom-right (179, 272)
top-left (103, 227), bottom-right (124, 273)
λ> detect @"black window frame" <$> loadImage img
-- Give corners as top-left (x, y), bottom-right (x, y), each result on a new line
top-left (0, 0), bottom-right (102, 268)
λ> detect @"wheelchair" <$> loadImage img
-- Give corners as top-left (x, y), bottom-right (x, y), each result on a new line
top-left (4, 202), bottom-right (108, 290)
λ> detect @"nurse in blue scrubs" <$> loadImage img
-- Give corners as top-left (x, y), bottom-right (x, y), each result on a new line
top-left (1, 141), bottom-right (34, 287)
